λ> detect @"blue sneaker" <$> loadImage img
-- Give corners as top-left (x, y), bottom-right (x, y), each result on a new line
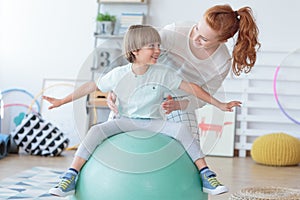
top-left (49, 172), bottom-right (77, 197)
top-left (200, 169), bottom-right (228, 195)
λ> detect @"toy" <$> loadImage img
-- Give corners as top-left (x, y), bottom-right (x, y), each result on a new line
top-left (273, 66), bottom-right (300, 125)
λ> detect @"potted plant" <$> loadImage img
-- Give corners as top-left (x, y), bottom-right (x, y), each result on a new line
top-left (96, 12), bottom-right (116, 35)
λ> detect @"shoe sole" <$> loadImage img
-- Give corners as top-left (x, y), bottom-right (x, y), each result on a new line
top-left (49, 188), bottom-right (75, 197)
top-left (203, 186), bottom-right (228, 195)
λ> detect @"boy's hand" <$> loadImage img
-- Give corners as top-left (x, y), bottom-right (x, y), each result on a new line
top-left (42, 96), bottom-right (63, 110)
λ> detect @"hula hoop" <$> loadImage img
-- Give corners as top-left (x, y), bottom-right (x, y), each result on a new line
top-left (30, 83), bottom-right (75, 110)
top-left (1, 89), bottom-right (41, 113)
top-left (273, 66), bottom-right (300, 125)
top-left (4, 103), bottom-right (38, 114)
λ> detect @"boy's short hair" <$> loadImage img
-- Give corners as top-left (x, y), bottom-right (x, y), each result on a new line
top-left (124, 25), bottom-right (161, 63)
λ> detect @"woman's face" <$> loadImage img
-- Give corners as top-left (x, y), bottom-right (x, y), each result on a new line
top-left (191, 18), bottom-right (222, 50)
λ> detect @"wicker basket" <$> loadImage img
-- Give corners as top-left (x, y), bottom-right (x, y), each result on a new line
top-left (230, 186), bottom-right (300, 200)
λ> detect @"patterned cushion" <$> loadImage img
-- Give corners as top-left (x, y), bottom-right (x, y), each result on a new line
top-left (11, 113), bottom-right (69, 156)
top-left (251, 133), bottom-right (300, 166)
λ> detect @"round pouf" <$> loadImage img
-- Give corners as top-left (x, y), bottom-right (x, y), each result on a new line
top-left (71, 131), bottom-right (207, 200)
top-left (251, 132), bottom-right (300, 166)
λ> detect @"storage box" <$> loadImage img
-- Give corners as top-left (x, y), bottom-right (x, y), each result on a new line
top-left (89, 91), bottom-right (108, 107)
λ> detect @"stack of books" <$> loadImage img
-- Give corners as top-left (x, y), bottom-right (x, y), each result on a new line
top-left (119, 12), bottom-right (144, 34)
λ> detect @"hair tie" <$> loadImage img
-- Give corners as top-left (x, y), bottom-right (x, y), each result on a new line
top-left (235, 11), bottom-right (240, 20)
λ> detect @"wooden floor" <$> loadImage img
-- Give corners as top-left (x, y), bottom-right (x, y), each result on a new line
top-left (0, 150), bottom-right (299, 200)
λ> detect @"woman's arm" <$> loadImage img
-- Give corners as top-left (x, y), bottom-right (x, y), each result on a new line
top-left (42, 81), bottom-right (98, 110)
top-left (179, 80), bottom-right (241, 111)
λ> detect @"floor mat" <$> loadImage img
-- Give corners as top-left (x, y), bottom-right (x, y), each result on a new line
top-left (0, 167), bottom-right (68, 200)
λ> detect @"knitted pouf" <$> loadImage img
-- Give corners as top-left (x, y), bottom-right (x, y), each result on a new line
top-left (251, 133), bottom-right (300, 166)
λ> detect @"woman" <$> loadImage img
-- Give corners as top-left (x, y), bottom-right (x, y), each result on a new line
top-left (108, 4), bottom-right (260, 195)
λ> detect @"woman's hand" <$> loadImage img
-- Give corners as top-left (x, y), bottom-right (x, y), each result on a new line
top-left (42, 96), bottom-right (64, 110)
top-left (218, 101), bottom-right (242, 112)
top-left (107, 91), bottom-right (118, 114)
top-left (161, 95), bottom-right (189, 114)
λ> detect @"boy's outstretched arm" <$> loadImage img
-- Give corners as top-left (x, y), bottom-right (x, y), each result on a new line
top-left (179, 81), bottom-right (241, 111)
top-left (42, 81), bottom-right (98, 110)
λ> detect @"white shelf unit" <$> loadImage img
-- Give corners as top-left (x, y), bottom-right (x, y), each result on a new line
top-left (88, 0), bottom-right (149, 127)
top-left (95, 0), bottom-right (149, 37)
top-left (218, 50), bottom-right (300, 157)
top-left (92, 0), bottom-right (149, 76)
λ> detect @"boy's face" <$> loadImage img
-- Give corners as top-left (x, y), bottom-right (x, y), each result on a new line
top-left (135, 42), bottom-right (161, 65)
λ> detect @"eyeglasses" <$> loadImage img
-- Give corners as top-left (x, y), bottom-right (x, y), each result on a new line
top-left (141, 43), bottom-right (161, 50)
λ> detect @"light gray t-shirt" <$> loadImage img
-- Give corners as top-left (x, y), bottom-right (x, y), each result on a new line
top-left (98, 63), bottom-right (182, 119)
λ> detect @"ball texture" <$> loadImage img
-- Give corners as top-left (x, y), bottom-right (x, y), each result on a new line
top-left (72, 131), bottom-right (208, 200)
top-left (251, 132), bottom-right (300, 166)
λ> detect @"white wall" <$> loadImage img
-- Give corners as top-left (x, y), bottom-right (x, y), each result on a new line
top-left (1, 0), bottom-right (299, 95)
top-left (0, 0), bottom-right (97, 95)
top-left (148, 0), bottom-right (300, 52)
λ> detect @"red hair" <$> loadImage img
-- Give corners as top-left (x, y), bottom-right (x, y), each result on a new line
top-left (205, 5), bottom-right (261, 75)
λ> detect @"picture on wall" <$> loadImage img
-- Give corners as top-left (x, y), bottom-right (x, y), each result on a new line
top-left (195, 105), bottom-right (236, 157)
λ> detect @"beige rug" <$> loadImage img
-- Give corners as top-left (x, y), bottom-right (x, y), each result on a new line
top-left (230, 186), bottom-right (300, 200)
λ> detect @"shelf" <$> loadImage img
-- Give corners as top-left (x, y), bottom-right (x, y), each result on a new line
top-left (87, 103), bottom-right (109, 109)
top-left (94, 33), bottom-right (124, 39)
top-left (98, 0), bottom-right (147, 4)
top-left (86, 104), bottom-right (110, 110)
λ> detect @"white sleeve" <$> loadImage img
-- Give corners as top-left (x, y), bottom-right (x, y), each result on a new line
top-left (97, 69), bottom-right (118, 92)
top-left (159, 23), bottom-right (176, 52)
top-left (204, 64), bottom-right (231, 95)
top-left (184, 61), bottom-right (231, 111)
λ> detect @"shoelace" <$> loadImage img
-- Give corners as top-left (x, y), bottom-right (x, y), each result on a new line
top-left (207, 176), bottom-right (222, 187)
top-left (58, 176), bottom-right (74, 190)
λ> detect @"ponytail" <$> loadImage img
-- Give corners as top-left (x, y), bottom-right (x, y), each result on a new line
top-left (205, 5), bottom-right (261, 76)
top-left (233, 7), bottom-right (261, 75)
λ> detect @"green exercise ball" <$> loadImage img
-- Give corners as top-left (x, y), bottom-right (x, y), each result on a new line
top-left (71, 130), bottom-right (208, 200)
